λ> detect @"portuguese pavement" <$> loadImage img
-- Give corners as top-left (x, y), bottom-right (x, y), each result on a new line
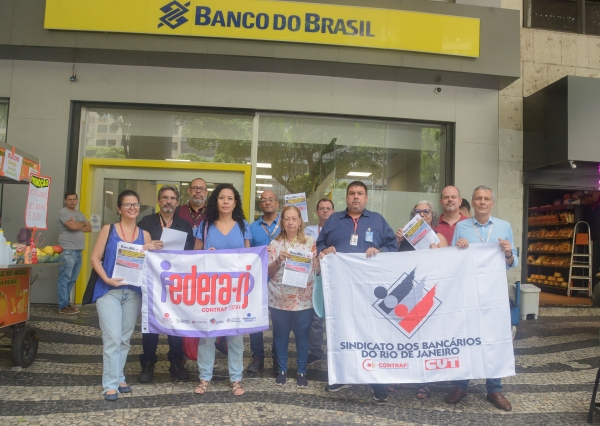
top-left (1, 305), bottom-right (600, 425)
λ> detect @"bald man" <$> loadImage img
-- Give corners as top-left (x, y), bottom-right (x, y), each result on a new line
top-left (434, 186), bottom-right (468, 243)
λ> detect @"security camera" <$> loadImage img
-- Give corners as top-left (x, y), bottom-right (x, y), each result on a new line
top-left (434, 87), bottom-right (442, 94)
top-left (569, 160), bottom-right (577, 169)
top-left (69, 75), bottom-right (77, 82)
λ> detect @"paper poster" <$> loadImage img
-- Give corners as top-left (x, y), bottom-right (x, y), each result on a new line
top-left (25, 174), bottom-right (51, 230)
top-left (0, 268), bottom-right (30, 327)
top-left (282, 248), bottom-right (313, 288)
top-left (401, 215), bottom-right (440, 250)
top-left (284, 193), bottom-right (308, 222)
top-left (3, 150), bottom-right (23, 181)
top-left (90, 214), bottom-right (102, 232)
top-left (113, 242), bottom-right (146, 286)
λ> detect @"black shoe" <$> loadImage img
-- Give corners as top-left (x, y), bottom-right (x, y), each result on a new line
top-left (272, 356), bottom-right (280, 374)
top-left (307, 354), bottom-right (322, 366)
top-left (169, 361), bottom-right (190, 381)
top-left (275, 371), bottom-right (287, 386)
top-left (297, 373), bottom-right (308, 388)
top-left (373, 388), bottom-right (388, 402)
top-left (325, 384), bottom-right (352, 392)
top-left (247, 356), bottom-right (264, 373)
top-left (138, 362), bottom-right (155, 383)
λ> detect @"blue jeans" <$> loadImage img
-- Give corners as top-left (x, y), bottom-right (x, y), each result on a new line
top-left (96, 288), bottom-right (141, 393)
top-left (270, 307), bottom-right (313, 375)
top-left (454, 378), bottom-right (502, 394)
top-left (197, 335), bottom-right (244, 382)
top-left (57, 249), bottom-right (82, 309)
top-left (249, 332), bottom-right (264, 359)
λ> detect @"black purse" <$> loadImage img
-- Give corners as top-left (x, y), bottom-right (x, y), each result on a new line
top-left (82, 224), bottom-right (114, 305)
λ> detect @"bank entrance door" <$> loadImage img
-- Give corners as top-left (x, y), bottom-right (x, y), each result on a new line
top-left (76, 158), bottom-right (251, 303)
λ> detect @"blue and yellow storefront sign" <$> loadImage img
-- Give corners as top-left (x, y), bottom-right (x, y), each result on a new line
top-left (44, 0), bottom-right (480, 57)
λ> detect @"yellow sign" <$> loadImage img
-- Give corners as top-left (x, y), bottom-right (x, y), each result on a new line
top-left (44, 0), bottom-right (480, 57)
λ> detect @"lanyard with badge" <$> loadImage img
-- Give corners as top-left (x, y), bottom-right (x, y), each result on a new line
top-left (472, 218), bottom-right (493, 243)
top-left (261, 218), bottom-right (279, 242)
top-left (350, 216), bottom-right (374, 246)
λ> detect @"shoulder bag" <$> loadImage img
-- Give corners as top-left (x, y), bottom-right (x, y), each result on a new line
top-left (82, 224), bottom-right (114, 305)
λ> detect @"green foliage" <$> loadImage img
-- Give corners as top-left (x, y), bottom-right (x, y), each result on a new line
top-left (178, 153), bottom-right (208, 162)
top-left (85, 146), bottom-right (126, 158)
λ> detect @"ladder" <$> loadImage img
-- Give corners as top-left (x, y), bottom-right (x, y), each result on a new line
top-left (568, 221), bottom-right (593, 297)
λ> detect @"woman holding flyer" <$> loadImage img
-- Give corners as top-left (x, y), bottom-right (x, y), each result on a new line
top-left (394, 200), bottom-right (447, 399)
top-left (267, 205), bottom-right (318, 388)
top-left (396, 201), bottom-right (448, 251)
top-left (193, 183), bottom-right (251, 397)
top-left (90, 190), bottom-right (154, 401)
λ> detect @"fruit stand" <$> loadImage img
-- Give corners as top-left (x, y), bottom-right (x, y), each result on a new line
top-left (0, 144), bottom-right (60, 367)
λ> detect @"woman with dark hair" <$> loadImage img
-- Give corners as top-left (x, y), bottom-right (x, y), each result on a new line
top-left (90, 190), bottom-right (155, 401)
top-left (268, 205), bottom-right (318, 388)
top-left (193, 183), bottom-right (251, 396)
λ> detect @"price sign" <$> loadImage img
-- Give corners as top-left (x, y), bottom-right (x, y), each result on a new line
top-left (25, 174), bottom-right (51, 230)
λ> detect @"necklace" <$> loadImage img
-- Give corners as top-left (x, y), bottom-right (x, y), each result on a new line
top-left (159, 213), bottom-right (173, 228)
top-left (119, 222), bottom-right (136, 243)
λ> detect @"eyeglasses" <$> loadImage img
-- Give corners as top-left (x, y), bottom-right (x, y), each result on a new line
top-left (190, 186), bottom-right (207, 192)
top-left (121, 203), bottom-right (141, 209)
top-left (260, 198), bottom-right (277, 204)
top-left (159, 196), bottom-right (178, 201)
top-left (415, 209), bottom-right (431, 214)
top-left (317, 207), bottom-right (333, 212)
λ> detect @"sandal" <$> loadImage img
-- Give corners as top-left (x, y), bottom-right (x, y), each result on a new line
top-left (416, 386), bottom-right (431, 400)
top-left (194, 380), bottom-right (210, 395)
top-left (231, 380), bottom-right (245, 396)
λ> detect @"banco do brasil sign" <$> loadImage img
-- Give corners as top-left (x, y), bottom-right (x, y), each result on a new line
top-left (44, 0), bottom-right (480, 57)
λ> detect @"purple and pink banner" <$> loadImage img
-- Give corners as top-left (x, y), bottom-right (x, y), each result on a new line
top-left (141, 247), bottom-right (269, 337)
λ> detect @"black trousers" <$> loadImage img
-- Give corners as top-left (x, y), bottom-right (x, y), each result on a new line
top-left (140, 333), bottom-right (184, 366)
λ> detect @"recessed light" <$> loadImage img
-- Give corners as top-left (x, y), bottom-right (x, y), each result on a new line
top-left (105, 191), bottom-right (113, 195)
top-left (256, 175), bottom-right (272, 179)
top-left (347, 172), bottom-right (372, 177)
top-left (257, 190), bottom-right (264, 194)
top-left (257, 163), bottom-right (272, 168)
top-left (256, 183), bottom-right (273, 187)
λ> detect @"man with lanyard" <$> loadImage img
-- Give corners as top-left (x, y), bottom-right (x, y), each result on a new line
top-left (434, 185), bottom-right (468, 243)
top-left (304, 198), bottom-right (334, 365)
top-left (137, 185), bottom-right (195, 383)
top-left (247, 189), bottom-right (281, 373)
top-left (445, 185), bottom-right (517, 412)
top-left (176, 178), bottom-right (208, 232)
top-left (317, 181), bottom-right (397, 403)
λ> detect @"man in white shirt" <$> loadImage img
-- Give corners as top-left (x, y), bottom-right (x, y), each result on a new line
top-left (305, 198), bottom-right (334, 365)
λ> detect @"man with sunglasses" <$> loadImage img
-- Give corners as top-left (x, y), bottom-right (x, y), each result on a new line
top-left (246, 190), bottom-right (281, 373)
top-left (137, 185), bottom-right (195, 383)
top-left (176, 178), bottom-right (209, 231)
top-left (434, 185), bottom-right (468, 244)
top-left (304, 198), bottom-right (334, 365)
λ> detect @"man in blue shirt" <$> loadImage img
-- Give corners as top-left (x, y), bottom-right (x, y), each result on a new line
top-left (445, 185), bottom-right (517, 412)
top-left (247, 190), bottom-right (281, 373)
top-left (317, 181), bottom-right (398, 403)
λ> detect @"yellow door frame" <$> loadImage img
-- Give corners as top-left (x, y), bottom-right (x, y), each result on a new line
top-left (77, 158), bottom-right (252, 304)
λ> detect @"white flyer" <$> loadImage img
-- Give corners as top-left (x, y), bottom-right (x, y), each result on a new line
top-left (113, 242), bottom-right (146, 286)
top-left (401, 215), bottom-right (440, 250)
top-left (284, 193), bottom-right (309, 222)
top-left (282, 248), bottom-right (313, 288)
top-left (160, 227), bottom-right (188, 250)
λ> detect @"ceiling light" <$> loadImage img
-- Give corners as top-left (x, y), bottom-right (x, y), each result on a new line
top-left (256, 175), bottom-right (272, 179)
top-left (347, 171), bottom-right (372, 177)
top-left (257, 190), bottom-right (264, 194)
top-left (181, 183), bottom-right (189, 186)
top-left (166, 159), bottom-right (190, 162)
top-left (256, 183), bottom-right (273, 187)
top-left (257, 163), bottom-right (272, 168)
top-left (105, 191), bottom-right (113, 195)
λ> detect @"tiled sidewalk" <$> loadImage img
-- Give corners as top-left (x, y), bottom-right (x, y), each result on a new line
top-left (1, 305), bottom-right (599, 425)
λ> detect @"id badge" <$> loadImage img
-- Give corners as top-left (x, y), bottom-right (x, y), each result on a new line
top-left (350, 234), bottom-right (358, 246)
top-left (365, 231), bottom-right (373, 242)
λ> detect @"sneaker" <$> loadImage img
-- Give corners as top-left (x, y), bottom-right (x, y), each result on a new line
top-left (247, 355), bottom-right (264, 373)
top-left (325, 384), bottom-right (352, 392)
top-left (58, 307), bottom-right (77, 315)
top-left (275, 371), bottom-right (287, 386)
top-left (169, 361), bottom-right (190, 381)
top-left (67, 305), bottom-right (80, 313)
top-left (138, 362), bottom-right (155, 383)
top-left (372, 388), bottom-right (388, 402)
top-left (307, 354), bottom-right (322, 366)
top-left (297, 373), bottom-right (308, 388)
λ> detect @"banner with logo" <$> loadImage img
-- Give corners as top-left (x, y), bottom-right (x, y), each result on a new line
top-left (44, 0), bottom-right (480, 57)
top-left (141, 247), bottom-right (269, 337)
top-left (321, 243), bottom-right (515, 384)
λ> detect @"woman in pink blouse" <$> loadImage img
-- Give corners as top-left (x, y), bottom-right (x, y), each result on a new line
top-left (267, 206), bottom-right (318, 388)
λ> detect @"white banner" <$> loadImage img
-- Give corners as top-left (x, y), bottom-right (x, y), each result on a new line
top-left (141, 247), bottom-right (269, 337)
top-left (321, 243), bottom-right (516, 384)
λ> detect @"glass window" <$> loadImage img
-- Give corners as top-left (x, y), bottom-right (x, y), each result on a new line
top-left (586, 0), bottom-right (600, 34)
top-left (80, 107), bottom-right (252, 162)
top-left (108, 139), bottom-right (117, 146)
top-left (257, 115), bottom-right (446, 231)
top-left (0, 100), bottom-right (7, 143)
top-left (97, 124), bottom-right (108, 133)
top-left (96, 139), bottom-right (107, 146)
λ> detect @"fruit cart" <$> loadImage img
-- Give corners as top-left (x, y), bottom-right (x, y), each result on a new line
top-left (0, 144), bottom-right (51, 367)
